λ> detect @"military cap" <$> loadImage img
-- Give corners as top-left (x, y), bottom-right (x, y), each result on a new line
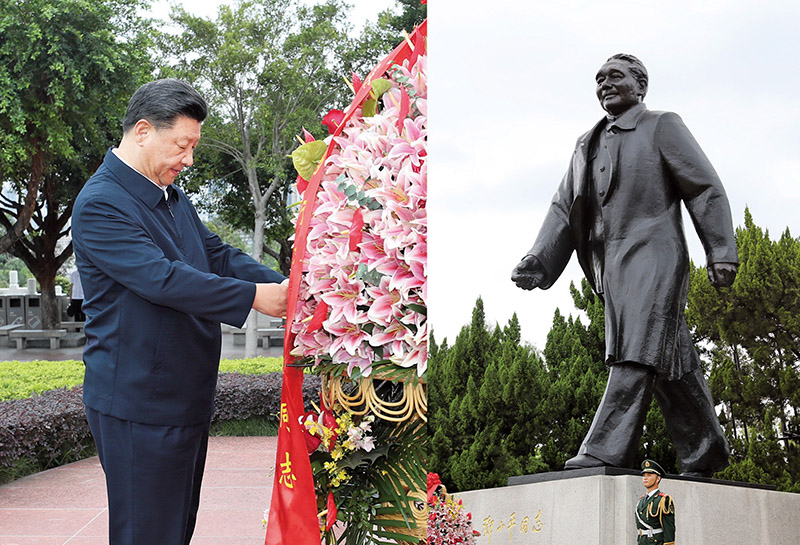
top-left (641, 459), bottom-right (666, 477)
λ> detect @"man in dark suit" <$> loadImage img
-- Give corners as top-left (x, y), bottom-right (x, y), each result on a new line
top-left (511, 54), bottom-right (738, 476)
top-left (72, 79), bottom-right (288, 545)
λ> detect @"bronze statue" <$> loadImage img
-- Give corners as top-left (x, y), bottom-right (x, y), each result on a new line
top-left (512, 54), bottom-right (738, 477)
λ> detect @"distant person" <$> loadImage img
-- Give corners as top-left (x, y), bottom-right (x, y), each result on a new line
top-left (67, 268), bottom-right (85, 321)
top-left (636, 460), bottom-right (675, 545)
top-left (511, 54), bottom-right (737, 476)
top-left (72, 78), bottom-right (288, 545)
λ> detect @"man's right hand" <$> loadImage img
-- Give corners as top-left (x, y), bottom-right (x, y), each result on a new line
top-left (511, 255), bottom-right (546, 290)
top-left (252, 279), bottom-right (289, 318)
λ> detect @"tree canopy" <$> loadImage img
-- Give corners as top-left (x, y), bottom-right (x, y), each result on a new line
top-left (159, 0), bottom-right (373, 272)
top-left (687, 208), bottom-right (800, 490)
top-left (0, 0), bottom-right (152, 327)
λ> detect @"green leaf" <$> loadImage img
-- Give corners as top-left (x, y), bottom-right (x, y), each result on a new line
top-left (291, 140), bottom-right (327, 181)
top-left (406, 303), bottom-right (427, 316)
top-left (371, 78), bottom-right (393, 98)
top-left (338, 445), bottom-right (390, 470)
top-left (361, 98), bottom-right (377, 118)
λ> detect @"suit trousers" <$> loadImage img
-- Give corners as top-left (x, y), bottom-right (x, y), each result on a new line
top-left (577, 362), bottom-right (729, 472)
top-left (85, 406), bottom-right (211, 545)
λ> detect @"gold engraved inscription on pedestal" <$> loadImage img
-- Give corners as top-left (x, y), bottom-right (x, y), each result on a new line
top-left (481, 509), bottom-right (543, 544)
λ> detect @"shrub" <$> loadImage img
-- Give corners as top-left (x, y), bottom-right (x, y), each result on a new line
top-left (212, 372), bottom-right (321, 422)
top-left (0, 386), bottom-right (92, 472)
top-left (0, 372), bottom-right (321, 484)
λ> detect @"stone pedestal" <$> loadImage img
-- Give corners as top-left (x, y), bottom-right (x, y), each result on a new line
top-left (453, 468), bottom-right (800, 545)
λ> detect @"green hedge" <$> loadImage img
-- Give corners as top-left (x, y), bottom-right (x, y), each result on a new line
top-left (0, 357), bottom-right (284, 401)
top-left (0, 364), bottom-right (320, 485)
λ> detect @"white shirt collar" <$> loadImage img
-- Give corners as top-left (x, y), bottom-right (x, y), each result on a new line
top-left (112, 148), bottom-right (169, 200)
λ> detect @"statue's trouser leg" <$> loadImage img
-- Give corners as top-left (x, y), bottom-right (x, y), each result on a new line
top-left (579, 363), bottom-right (729, 472)
top-left (578, 362), bottom-right (655, 468)
top-left (653, 367), bottom-right (730, 473)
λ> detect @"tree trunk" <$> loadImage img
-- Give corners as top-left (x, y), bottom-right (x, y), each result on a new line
top-left (0, 149), bottom-right (43, 253)
top-left (40, 283), bottom-right (61, 330)
top-left (245, 166), bottom-right (268, 358)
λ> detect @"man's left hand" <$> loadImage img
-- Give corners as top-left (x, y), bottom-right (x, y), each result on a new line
top-left (252, 278), bottom-right (289, 318)
top-left (707, 262), bottom-right (738, 288)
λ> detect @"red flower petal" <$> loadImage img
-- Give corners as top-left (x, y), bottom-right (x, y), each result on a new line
top-left (300, 411), bottom-right (322, 453)
top-left (326, 491), bottom-right (338, 530)
top-left (396, 87), bottom-right (410, 132)
top-left (351, 72), bottom-right (363, 93)
top-left (348, 209), bottom-right (364, 251)
top-left (321, 109), bottom-right (345, 134)
top-left (301, 127), bottom-right (315, 143)
top-left (409, 23), bottom-right (425, 66)
top-left (296, 174), bottom-right (308, 195)
top-left (307, 300), bottom-right (329, 333)
top-left (321, 410), bottom-right (338, 449)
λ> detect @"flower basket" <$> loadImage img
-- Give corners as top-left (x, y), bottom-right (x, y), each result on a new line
top-left (285, 18), bottom-right (427, 545)
top-left (321, 368), bottom-right (426, 423)
top-left (428, 473), bottom-right (480, 545)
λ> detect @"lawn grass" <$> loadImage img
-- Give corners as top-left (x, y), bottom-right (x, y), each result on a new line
top-left (0, 357), bottom-right (284, 401)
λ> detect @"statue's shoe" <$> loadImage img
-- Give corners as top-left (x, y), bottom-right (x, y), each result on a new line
top-left (564, 453), bottom-right (607, 470)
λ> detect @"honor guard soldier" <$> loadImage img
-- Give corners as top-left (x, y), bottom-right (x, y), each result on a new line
top-left (636, 459), bottom-right (675, 544)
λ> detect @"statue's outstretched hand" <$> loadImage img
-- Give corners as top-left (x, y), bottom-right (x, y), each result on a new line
top-left (512, 255), bottom-right (546, 290)
top-left (707, 262), bottom-right (738, 288)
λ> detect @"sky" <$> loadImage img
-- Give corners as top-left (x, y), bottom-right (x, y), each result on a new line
top-left (427, 0), bottom-right (800, 350)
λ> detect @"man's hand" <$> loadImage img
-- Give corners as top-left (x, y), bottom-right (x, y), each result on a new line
top-left (511, 255), bottom-right (546, 291)
top-left (252, 279), bottom-right (289, 318)
top-left (707, 262), bottom-right (738, 288)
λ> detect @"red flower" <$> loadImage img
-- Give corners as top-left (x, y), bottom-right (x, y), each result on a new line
top-left (427, 472), bottom-right (442, 490)
top-left (326, 491), bottom-right (338, 530)
top-left (321, 409), bottom-right (338, 449)
top-left (295, 174), bottom-right (308, 195)
top-left (351, 72), bottom-right (363, 93)
top-left (396, 86), bottom-right (410, 132)
top-left (348, 209), bottom-right (364, 251)
top-left (321, 109), bottom-right (345, 134)
top-left (300, 411), bottom-right (322, 453)
top-left (427, 472), bottom-right (442, 504)
top-left (307, 301), bottom-right (329, 333)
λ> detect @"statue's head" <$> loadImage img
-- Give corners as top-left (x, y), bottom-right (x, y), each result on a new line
top-left (595, 54), bottom-right (648, 116)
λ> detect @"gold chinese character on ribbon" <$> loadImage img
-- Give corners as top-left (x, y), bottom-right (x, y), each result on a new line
top-left (280, 402), bottom-right (290, 431)
top-left (278, 451), bottom-right (297, 489)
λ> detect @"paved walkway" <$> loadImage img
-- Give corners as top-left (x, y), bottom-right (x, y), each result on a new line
top-left (0, 436), bottom-right (278, 545)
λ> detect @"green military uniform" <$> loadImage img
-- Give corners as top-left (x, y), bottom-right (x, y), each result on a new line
top-left (636, 460), bottom-right (675, 545)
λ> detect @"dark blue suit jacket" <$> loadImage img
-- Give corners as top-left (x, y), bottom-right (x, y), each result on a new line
top-left (73, 149), bottom-right (285, 425)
